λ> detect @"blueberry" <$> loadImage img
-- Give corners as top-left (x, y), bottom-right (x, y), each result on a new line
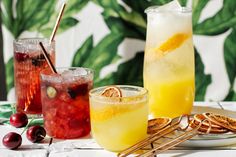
top-left (31, 54), bottom-right (45, 66)
top-left (67, 83), bottom-right (88, 99)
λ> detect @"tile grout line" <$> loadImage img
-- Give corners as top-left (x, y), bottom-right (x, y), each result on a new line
top-left (46, 138), bottom-right (53, 157)
top-left (217, 101), bottom-right (225, 110)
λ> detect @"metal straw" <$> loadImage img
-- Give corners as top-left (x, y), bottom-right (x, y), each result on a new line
top-left (39, 42), bottom-right (57, 74)
top-left (50, 3), bottom-right (66, 42)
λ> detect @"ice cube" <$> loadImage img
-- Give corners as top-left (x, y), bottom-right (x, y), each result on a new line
top-left (158, 0), bottom-right (181, 11)
top-left (61, 70), bottom-right (74, 78)
top-left (61, 68), bottom-right (87, 78)
top-left (73, 68), bottom-right (88, 76)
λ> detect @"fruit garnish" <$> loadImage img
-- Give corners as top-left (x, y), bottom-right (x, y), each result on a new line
top-left (67, 83), bottom-right (88, 99)
top-left (26, 126), bottom-right (46, 143)
top-left (101, 86), bottom-right (122, 97)
top-left (189, 119), bottom-right (229, 134)
top-left (31, 54), bottom-right (45, 66)
top-left (10, 112), bottom-right (28, 128)
top-left (2, 132), bottom-right (22, 150)
top-left (193, 114), bottom-right (222, 129)
top-left (47, 86), bottom-right (57, 98)
top-left (147, 117), bottom-right (172, 134)
top-left (156, 33), bottom-right (189, 54)
top-left (203, 113), bottom-right (236, 132)
top-left (14, 52), bottom-right (29, 62)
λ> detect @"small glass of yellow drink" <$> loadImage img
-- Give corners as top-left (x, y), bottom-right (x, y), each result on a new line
top-left (89, 85), bottom-right (148, 152)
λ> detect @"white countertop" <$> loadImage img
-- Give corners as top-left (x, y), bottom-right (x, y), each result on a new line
top-left (0, 102), bottom-right (236, 157)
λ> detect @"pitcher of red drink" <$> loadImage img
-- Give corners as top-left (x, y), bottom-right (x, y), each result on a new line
top-left (13, 38), bottom-right (55, 115)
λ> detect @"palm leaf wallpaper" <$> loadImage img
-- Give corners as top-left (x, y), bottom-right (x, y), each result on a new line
top-left (0, 0), bottom-right (235, 101)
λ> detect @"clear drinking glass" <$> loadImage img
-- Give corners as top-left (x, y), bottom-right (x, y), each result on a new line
top-left (143, 5), bottom-right (195, 118)
top-left (40, 67), bottom-right (93, 139)
top-left (14, 38), bottom-right (55, 115)
top-left (89, 85), bottom-right (148, 152)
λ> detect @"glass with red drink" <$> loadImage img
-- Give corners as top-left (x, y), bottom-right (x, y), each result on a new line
top-left (14, 38), bottom-right (55, 115)
top-left (40, 68), bottom-right (93, 139)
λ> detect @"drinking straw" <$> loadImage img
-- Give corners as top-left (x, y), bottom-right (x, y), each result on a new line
top-left (39, 42), bottom-right (57, 74)
top-left (50, 3), bottom-right (66, 43)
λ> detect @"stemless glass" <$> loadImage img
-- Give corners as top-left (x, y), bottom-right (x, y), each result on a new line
top-left (143, 6), bottom-right (195, 118)
top-left (40, 67), bottom-right (93, 139)
top-left (14, 38), bottom-right (55, 115)
top-left (89, 85), bottom-right (148, 152)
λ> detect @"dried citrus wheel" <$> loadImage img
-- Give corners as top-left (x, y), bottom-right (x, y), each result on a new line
top-left (189, 119), bottom-right (228, 134)
top-left (193, 114), bottom-right (222, 129)
top-left (147, 117), bottom-right (172, 134)
top-left (156, 33), bottom-right (189, 53)
top-left (203, 113), bottom-right (236, 132)
top-left (101, 86), bottom-right (122, 97)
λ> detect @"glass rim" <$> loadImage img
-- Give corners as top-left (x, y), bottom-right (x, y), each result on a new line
top-left (40, 67), bottom-right (94, 77)
top-left (14, 38), bottom-right (55, 44)
top-left (89, 85), bottom-right (148, 100)
top-left (145, 6), bottom-right (192, 14)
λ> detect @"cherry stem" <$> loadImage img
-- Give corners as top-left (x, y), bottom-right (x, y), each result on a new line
top-left (49, 138), bottom-right (53, 146)
top-left (20, 118), bottom-right (34, 135)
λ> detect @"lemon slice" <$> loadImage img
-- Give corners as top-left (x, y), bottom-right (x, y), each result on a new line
top-left (156, 33), bottom-right (189, 54)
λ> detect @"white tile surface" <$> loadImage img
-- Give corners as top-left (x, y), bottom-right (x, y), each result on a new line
top-left (0, 149), bottom-right (48, 157)
top-left (48, 149), bottom-right (236, 157)
top-left (49, 149), bottom-right (116, 157)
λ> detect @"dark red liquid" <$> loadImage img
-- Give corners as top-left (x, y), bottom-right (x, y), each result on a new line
top-left (14, 51), bottom-right (55, 114)
top-left (41, 76), bottom-right (92, 139)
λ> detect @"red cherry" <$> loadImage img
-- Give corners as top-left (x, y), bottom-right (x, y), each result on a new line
top-left (26, 126), bottom-right (46, 143)
top-left (10, 112), bottom-right (28, 128)
top-left (2, 132), bottom-right (22, 149)
top-left (14, 52), bottom-right (29, 62)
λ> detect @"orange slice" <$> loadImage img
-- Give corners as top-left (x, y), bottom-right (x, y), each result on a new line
top-left (156, 33), bottom-right (189, 54)
top-left (101, 86), bottom-right (122, 97)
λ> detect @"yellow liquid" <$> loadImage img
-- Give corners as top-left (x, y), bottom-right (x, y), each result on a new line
top-left (90, 99), bottom-right (148, 152)
top-left (144, 37), bottom-right (195, 118)
top-left (144, 76), bottom-right (194, 118)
